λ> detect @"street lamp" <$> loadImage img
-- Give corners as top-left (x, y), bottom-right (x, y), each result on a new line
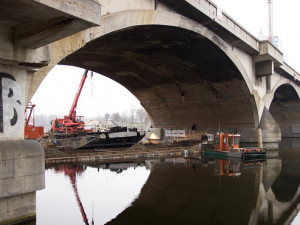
top-left (268, 0), bottom-right (273, 43)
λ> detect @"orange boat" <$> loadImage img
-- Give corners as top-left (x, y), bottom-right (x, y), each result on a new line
top-left (24, 102), bottom-right (44, 139)
top-left (202, 133), bottom-right (266, 160)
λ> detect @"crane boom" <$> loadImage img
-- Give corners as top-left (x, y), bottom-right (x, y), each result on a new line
top-left (25, 102), bottom-right (36, 126)
top-left (69, 69), bottom-right (89, 122)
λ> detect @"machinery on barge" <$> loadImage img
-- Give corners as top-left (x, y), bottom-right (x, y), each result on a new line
top-left (50, 69), bottom-right (88, 134)
top-left (49, 69), bottom-right (145, 149)
top-left (24, 102), bottom-right (44, 139)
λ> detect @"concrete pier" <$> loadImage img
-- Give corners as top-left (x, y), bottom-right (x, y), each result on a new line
top-left (0, 0), bottom-right (101, 223)
top-left (0, 140), bottom-right (44, 224)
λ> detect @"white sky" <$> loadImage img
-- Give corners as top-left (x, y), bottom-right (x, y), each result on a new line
top-left (213, 0), bottom-right (300, 70)
top-left (31, 0), bottom-right (300, 117)
top-left (31, 66), bottom-right (141, 117)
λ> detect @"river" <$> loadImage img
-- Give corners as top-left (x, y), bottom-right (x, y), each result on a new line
top-left (34, 138), bottom-right (300, 225)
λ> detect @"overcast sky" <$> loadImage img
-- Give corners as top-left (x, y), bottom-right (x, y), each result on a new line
top-left (213, 0), bottom-right (300, 70)
top-left (31, 66), bottom-right (141, 117)
top-left (31, 0), bottom-right (300, 118)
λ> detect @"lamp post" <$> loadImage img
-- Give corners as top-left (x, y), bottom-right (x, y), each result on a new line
top-left (268, 0), bottom-right (273, 43)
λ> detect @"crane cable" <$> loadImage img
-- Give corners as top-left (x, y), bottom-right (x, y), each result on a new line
top-left (91, 201), bottom-right (94, 225)
top-left (90, 71), bottom-right (94, 98)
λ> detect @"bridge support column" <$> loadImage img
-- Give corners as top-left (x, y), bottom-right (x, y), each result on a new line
top-left (0, 0), bottom-right (103, 223)
top-left (0, 140), bottom-right (44, 224)
top-left (0, 64), bottom-right (45, 224)
top-left (238, 107), bottom-right (281, 149)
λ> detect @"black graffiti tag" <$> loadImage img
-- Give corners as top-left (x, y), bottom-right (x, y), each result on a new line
top-left (0, 73), bottom-right (22, 133)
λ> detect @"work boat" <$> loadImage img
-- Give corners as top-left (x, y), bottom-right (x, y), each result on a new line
top-left (202, 133), bottom-right (266, 160)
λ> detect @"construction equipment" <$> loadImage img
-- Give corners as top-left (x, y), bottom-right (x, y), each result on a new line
top-left (24, 102), bottom-right (44, 139)
top-left (50, 69), bottom-right (89, 134)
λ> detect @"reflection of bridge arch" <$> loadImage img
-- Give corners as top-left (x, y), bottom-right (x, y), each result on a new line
top-left (259, 174), bottom-right (300, 224)
top-left (107, 159), bottom-right (261, 225)
top-left (259, 141), bottom-right (300, 224)
top-left (32, 10), bottom-right (260, 132)
top-left (104, 156), bottom-right (300, 225)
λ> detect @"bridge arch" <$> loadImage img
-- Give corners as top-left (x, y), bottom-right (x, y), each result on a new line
top-left (87, 10), bottom-right (255, 95)
top-left (32, 10), bottom-right (260, 133)
top-left (264, 79), bottom-right (300, 109)
top-left (268, 82), bottom-right (300, 137)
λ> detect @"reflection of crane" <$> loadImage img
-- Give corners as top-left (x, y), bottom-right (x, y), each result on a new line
top-left (69, 171), bottom-right (89, 225)
top-left (55, 165), bottom-right (92, 225)
top-left (50, 69), bottom-right (90, 134)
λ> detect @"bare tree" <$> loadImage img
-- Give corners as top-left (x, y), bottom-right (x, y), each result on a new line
top-left (111, 112), bottom-right (121, 125)
top-left (136, 107), bottom-right (148, 129)
top-left (121, 110), bottom-right (128, 127)
top-left (34, 107), bottom-right (149, 132)
top-left (129, 106), bottom-right (136, 127)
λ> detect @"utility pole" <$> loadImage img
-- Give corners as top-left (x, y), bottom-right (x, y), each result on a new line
top-left (268, 0), bottom-right (273, 43)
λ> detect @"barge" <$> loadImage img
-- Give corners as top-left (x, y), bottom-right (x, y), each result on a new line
top-left (50, 126), bottom-right (145, 149)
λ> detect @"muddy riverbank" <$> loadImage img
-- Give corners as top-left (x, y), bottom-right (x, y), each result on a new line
top-left (44, 141), bottom-right (202, 164)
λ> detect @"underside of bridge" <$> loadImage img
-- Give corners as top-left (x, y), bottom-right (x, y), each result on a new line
top-left (61, 25), bottom-right (257, 132)
top-left (269, 84), bottom-right (300, 137)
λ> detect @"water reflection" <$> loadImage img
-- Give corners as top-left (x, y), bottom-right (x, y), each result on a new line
top-left (55, 165), bottom-right (91, 225)
top-left (37, 162), bottom-right (150, 225)
top-left (107, 158), bottom-right (265, 225)
top-left (36, 138), bottom-right (300, 225)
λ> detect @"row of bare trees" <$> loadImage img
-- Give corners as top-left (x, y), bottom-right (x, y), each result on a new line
top-left (34, 107), bottom-right (149, 131)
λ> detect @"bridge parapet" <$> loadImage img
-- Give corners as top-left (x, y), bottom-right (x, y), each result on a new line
top-left (158, 0), bottom-right (297, 81)
top-left (159, 0), bottom-right (259, 54)
top-left (275, 62), bottom-right (300, 83)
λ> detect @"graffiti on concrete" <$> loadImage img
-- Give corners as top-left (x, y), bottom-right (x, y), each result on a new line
top-left (0, 73), bottom-right (22, 133)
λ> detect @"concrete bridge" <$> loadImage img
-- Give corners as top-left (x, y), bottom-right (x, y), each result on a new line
top-left (28, 0), bottom-right (300, 146)
top-left (1, 0), bottom-right (300, 223)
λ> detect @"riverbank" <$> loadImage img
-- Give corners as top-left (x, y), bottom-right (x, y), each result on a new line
top-left (44, 141), bottom-right (202, 164)
top-left (43, 140), bottom-right (278, 165)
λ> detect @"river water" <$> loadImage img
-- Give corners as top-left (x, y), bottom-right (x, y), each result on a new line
top-left (35, 138), bottom-right (300, 225)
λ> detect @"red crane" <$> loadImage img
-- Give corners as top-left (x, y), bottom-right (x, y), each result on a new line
top-left (25, 102), bottom-right (35, 127)
top-left (69, 69), bottom-right (89, 122)
top-left (50, 69), bottom-right (89, 134)
top-left (24, 102), bottom-right (44, 139)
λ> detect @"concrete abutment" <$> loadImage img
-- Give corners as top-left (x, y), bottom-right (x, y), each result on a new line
top-left (0, 0), bottom-right (101, 223)
top-left (0, 140), bottom-right (45, 224)
top-left (237, 107), bottom-right (281, 149)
